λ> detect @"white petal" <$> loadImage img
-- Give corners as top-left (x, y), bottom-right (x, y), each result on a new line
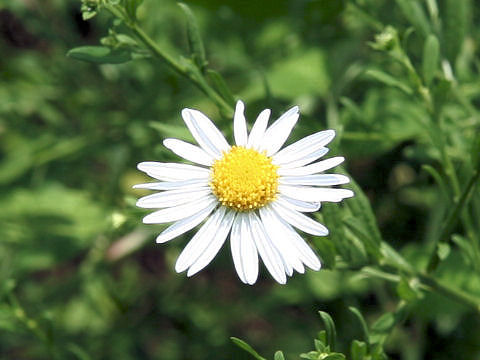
top-left (273, 130), bottom-right (335, 165)
top-left (279, 185), bottom-right (354, 203)
top-left (163, 138), bottom-right (214, 166)
top-left (156, 201), bottom-right (217, 243)
top-left (271, 201), bottom-right (328, 236)
top-left (267, 205), bottom-right (321, 270)
top-left (175, 206), bottom-right (228, 273)
top-left (133, 178), bottom-right (209, 191)
top-left (230, 214), bottom-right (246, 283)
top-left (247, 212), bottom-right (287, 284)
top-left (279, 174), bottom-right (350, 186)
top-left (137, 162), bottom-right (210, 181)
top-left (233, 100), bottom-right (248, 146)
top-left (278, 147), bottom-right (329, 169)
top-left (181, 109), bottom-right (230, 158)
top-left (186, 209), bottom-right (235, 277)
top-left (247, 109), bottom-right (270, 149)
top-left (259, 106), bottom-right (299, 156)
top-left (142, 195), bottom-right (216, 224)
top-left (259, 207), bottom-right (304, 275)
top-left (278, 157), bottom-right (345, 176)
top-left (275, 194), bottom-right (320, 213)
top-left (136, 188), bottom-right (211, 209)
top-left (239, 214), bottom-right (259, 285)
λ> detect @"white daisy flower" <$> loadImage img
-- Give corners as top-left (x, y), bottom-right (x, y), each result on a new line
top-left (135, 101), bottom-right (353, 285)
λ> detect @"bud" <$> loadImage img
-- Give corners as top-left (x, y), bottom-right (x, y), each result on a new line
top-left (370, 26), bottom-right (399, 52)
top-left (80, 0), bottom-right (103, 20)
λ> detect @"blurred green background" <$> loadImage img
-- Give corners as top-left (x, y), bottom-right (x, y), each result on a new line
top-left (1, 0), bottom-right (480, 359)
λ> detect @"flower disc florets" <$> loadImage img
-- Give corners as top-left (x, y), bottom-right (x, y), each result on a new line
top-left (210, 146), bottom-right (278, 211)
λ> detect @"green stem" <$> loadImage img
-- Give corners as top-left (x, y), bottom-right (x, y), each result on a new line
top-left (417, 272), bottom-right (480, 314)
top-left (129, 23), bottom-right (187, 76)
top-left (376, 245), bottom-right (480, 315)
top-left (426, 166), bottom-right (480, 273)
top-left (106, 4), bottom-right (234, 117)
top-left (362, 263), bottom-right (480, 315)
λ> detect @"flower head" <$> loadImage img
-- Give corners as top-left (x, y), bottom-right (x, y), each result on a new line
top-left (135, 101), bottom-right (353, 284)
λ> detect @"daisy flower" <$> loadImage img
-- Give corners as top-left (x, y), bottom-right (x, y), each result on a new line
top-left (135, 101), bottom-right (353, 284)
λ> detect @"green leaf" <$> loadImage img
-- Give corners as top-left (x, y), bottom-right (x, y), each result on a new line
top-left (370, 313), bottom-right (395, 338)
top-left (345, 175), bottom-right (383, 248)
top-left (178, 3), bottom-right (207, 71)
top-left (395, 0), bottom-right (431, 37)
top-left (314, 337), bottom-right (326, 352)
top-left (319, 311), bottom-right (336, 350)
top-left (230, 337), bottom-right (266, 360)
top-left (314, 237), bottom-right (336, 269)
top-left (422, 34), bottom-right (439, 86)
top-left (366, 69), bottom-right (413, 95)
top-left (444, 0), bottom-right (469, 63)
top-left (380, 242), bottom-right (413, 273)
top-left (300, 352), bottom-right (318, 360)
top-left (348, 307), bottom-right (370, 346)
top-left (206, 69), bottom-right (235, 106)
top-left (125, 0), bottom-right (143, 21)
top-left (67, 46), bottom-right (132, 64)
top-left (351, 340), bottom-right (367, 360)
top-left (343, 216), bottom-right (382, 260)
top-left (324, 354), bottom-right (346, 360)
top-left (274, 351), bottom-right (286, 360)
top-left (370, 304), bottom-right (408, 345)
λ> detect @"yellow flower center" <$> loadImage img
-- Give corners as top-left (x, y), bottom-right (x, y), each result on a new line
top-left (210, 146), bottom-right (279, 211)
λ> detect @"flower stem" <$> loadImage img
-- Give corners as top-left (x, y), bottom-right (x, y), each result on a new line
top-left (105, 4), bottom-right (234, 117)
top-left (417, 272), bottom-right (480, 314)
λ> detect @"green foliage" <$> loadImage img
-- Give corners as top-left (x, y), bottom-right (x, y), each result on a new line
top-left (1, 0), bottom-right (480, 359)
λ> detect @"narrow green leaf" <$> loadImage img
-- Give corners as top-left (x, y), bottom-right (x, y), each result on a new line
top-left (346, 174), bottom-right (383, 248)
top-left (324, 354), bottom-right (346, 360)
top-left (206, 69), bottom-right (235, 106)
top-left (125, 0), bottom-right (143, 21)
top-left (67, 46), bottom-right (132, 64)
top-left (274, 351), bottom-right (286, 360)
top-left (317, 330), bottom-right (327, 345)
top-left (349, 307), bottom-right (370, 346)
top-left (370, 303), bottom-right (408, 345)
top-left (350, 340), bottom-right (367, 360)
top-left (314, 237), bottom-right (336, 269)
top-left (370, 313), bottom-right (395, 338)
top-left (300, 352), bottom-right (318, 360)
top-left (343, 217), bottom-right (382, 260)
top-left (444, 0), bottom-right (469, 63)
top-left (380, 243), bottom-right (413, 273)
top-left (366, 69), bottom-right (413, 95)
top-left (314, 338), bottom-right (326, 352)
top-left (230, 337), bottom-right (266, 360)
top-left (178, 3), bottom-right (207, 71)
top-left (318, 311), bottom-right (336, 350)
top-left (395, 0), bottom-right (430, 37)
top-left (422, 34), bottom-right (439, 86)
